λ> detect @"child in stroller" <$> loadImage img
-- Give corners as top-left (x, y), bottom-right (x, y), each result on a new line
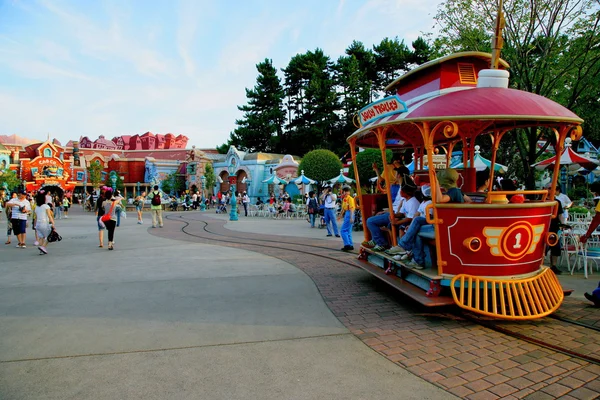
top-left (216, 197), bottom-right (227, 214)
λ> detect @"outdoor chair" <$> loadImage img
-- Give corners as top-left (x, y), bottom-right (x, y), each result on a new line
top-left (248, 204), bottom-right (258, 217)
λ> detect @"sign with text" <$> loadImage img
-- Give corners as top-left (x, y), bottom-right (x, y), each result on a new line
top-left (423, 154), bottom-right (448, 170)
top-left (358, 95), bottom-right (407, 126)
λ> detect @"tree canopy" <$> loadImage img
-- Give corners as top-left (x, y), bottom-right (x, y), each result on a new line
top-left (297, 149), bottom-right (343, 183)
top-left (218, 37), bottom-right (432, 156)
top-left (432, 0), bottom-right (600, 187)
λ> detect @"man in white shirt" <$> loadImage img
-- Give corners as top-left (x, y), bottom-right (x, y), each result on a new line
top-left (7, 190), bottom-right (32, 248)
top-left (242, 192), bottom-right (250, 216)
top-left (321, 185), bottom-right (340, 237)
top-left (191, 192), bottom-right (198, 210)
top-left (555, 186), bottom-right (572, 220)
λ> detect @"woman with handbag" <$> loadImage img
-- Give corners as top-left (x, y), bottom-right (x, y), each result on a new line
top-left (34, 191), bottom-right (55, 254)
top-left (101, 190), bottom-right (121, 250)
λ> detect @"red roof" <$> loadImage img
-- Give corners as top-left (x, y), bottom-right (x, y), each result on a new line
top-left (349, 87), bottom-right (583, 148)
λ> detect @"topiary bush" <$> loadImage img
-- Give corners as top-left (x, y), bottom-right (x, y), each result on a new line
top-left (297, 149), bottom-right (343, 183)
top-left (347, 149), bottom-right (392, 186)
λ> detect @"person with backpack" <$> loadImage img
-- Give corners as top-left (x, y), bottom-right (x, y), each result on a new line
top-left (306, 191), bottom-right (318, 228)
top-left (150, 185), bottom-right (164, 228)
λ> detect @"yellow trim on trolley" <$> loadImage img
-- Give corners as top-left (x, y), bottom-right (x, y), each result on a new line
top-left (450, 267), bottom-right (564, 320)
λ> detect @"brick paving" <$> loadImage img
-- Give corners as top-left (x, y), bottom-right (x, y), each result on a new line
top-left (153, 214), bottom-right (600, 399)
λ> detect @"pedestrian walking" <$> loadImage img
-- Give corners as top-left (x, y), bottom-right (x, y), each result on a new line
top-left (6, 189), bottom-right (32, 248)
top-left (150, 185), bottom-right (164, 228)
top-left (4, 192), bottom-right (16, 245)
top-left (339, 186), bottom-right (355, 251)
top-left (34, 191), bottom-right (55, 254)
top-left (242, 191), bottom-right (250, 216)
top-left (102, 190), bottom-right (121, 250)
top-left (95, 187), bottom-right (107, 247)
top-left (62, 196), bottom-right (70, 218)
top-left (54, 195), bottom-right (63, 219)
top-left (306, 191), bottom-right (318, 228)
top-left (135, 191), bottom-right (145, 224)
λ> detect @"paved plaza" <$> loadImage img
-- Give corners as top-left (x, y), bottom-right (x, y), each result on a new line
top-left (0, 206), bottom-right (451, 400)
top-left (1, 206), bottom-right (599, 399)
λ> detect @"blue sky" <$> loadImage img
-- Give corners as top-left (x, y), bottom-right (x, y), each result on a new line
top-left (0, 0), bottom-right (441, 148)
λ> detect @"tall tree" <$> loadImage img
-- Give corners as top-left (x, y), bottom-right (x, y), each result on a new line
top-left (282, 49), bottom-right (339, 155)
top-left (333, 54), bottom-right (372, 154)
top-left (433, 0), bottom-right (600, 188)
top-left (373, 37), bottom-right (412, 92)
top-left (219, 59), bottom-right (285, 153)
top-left (345, 41), bottom-right (378, 102)
top-left (411, 36), bottom-right (434, 66)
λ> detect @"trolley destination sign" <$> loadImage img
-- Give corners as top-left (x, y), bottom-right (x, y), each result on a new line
top-left (358, 95), bottom-right (408, 126)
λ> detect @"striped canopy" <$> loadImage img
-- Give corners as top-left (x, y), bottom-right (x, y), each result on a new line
top-left (454, 148), bottom-right (507, 173)
top-left (532, 145), bottom-right (599, 172)
top-left (292, 170), bottom-right (316, 185)
top-left (262, 174), bottom-right (288, 185)
top-left (327, 169), bottom-right (355, 185)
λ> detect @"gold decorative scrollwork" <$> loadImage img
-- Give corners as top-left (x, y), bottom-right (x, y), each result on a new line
top-left (569, 125), bottom-right (583, 141)
top-left (431, 120), bottom-right (459, 140)
top-left (353, 113), bottom-right (362, 128)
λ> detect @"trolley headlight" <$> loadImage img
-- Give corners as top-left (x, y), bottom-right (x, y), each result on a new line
top-left (546, 232), bottom-right (559, 247)
top-left (463, 237), bottom-right (482, 252)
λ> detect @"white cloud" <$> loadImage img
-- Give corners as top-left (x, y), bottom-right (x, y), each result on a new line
top-left (1, 0), bottom-right (444, 148)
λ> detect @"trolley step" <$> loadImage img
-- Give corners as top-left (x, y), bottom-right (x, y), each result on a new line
top-left (356, 259), bottom-right (455, 307)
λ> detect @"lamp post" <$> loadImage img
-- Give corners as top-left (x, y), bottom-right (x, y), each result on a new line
top-left (228, 163), bottom-right (238, 221)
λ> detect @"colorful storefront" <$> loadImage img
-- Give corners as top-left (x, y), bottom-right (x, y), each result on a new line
top-left (212, 146), bottom-right (304, 202)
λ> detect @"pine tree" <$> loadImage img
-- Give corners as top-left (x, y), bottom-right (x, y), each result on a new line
top-left (220, 59), bottom-right (285, 152)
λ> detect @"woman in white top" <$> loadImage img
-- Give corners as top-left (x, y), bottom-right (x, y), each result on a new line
top-left (34, 191), bottom-right (55, 254)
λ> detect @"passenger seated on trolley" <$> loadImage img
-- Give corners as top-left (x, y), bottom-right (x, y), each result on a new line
top-left (363, 169), bottom-right (418, 252)
top-left (391, 170), bottom-right (470, 269)
top-left (387, 184), bottom-right (433, 270)
top-left (437, 168), bottom-right (472, 203)
top-left (372, 153), bottom-right (404, 188)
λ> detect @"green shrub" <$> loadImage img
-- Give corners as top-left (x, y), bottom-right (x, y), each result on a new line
top-left (569, 206), bottom-right (590, 215)
top-left (297, 149), bottom-right (343, 183)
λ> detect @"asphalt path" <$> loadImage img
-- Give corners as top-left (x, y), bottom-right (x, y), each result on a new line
top-left (0, 207), bottom-right (453, 399)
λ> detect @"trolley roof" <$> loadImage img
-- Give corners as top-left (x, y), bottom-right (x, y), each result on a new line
top-left (348, 53), bottom-right (583, 149)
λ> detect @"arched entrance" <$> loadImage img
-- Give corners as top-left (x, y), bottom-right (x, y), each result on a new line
top-left (219, 171), bottom-right (230, 193)
top-left (40, 184), bottom-right (64, 198)
top-left (236, 170), bottom-right (248, 194)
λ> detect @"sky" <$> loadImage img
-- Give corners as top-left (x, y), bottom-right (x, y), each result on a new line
top-left (0, 0), bottom-right (442, 149)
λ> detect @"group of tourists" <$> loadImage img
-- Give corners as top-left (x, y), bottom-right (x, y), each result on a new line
top-left (1, 188), bottom-right (65, 254)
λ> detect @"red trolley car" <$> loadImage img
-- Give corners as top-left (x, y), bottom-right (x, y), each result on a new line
top-left (346, 50), bottom-right (582, 320)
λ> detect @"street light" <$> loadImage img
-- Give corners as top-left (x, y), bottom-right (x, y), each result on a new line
top-left (200, 175), bottom-right (206, 211)
top-left (228, 161), bottom-right (238, 221)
